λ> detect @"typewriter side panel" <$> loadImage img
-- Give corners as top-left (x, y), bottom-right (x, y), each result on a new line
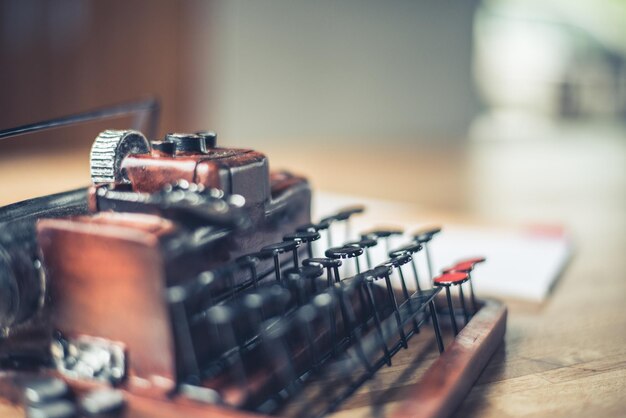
top-left (37, 214), bottom-right (179, 395)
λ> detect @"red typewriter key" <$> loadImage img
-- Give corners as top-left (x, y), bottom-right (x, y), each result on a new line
top-left (443, 256), bottom-right (487, 313)
top-left (433, 272), bottom-right (469, 335)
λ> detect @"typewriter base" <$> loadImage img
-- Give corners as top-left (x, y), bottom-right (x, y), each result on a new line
top-left (0, 298), bottom-right (506, 418)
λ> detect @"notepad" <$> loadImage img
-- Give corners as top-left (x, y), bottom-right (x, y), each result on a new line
top-left (313, 191), bottom-right (572, 302)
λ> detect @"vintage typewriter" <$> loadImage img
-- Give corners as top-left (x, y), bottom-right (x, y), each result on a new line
top-left (0, 101), bottom-right (506, 418)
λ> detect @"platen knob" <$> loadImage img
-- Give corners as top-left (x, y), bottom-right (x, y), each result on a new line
top-left (90, 130), bottom-right (150, 185)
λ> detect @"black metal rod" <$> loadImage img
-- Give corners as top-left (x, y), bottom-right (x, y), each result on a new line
top-left (273, 255), bottom-right (282, 283)
top-left (468, 272), bottom-right (478, 312)
top-left (307, 243), bottom-right (313, 259)
top-left (459, 284), bottom-right (470, 324)
top-left (444, 287), bottom-right (459, 335)
top-left (410, 259), bottom-right (422, 293)
top-left (250, 264), bottom-right (259, 289)
top-left (398, 266), bottom-right (420, 333)
top-left (365, 248), bottom-right (372, 270)
top-left (384, 274), bottom-right (408, 348)
top-left (428, 300), bottom-right (445, 353)
top-left (327, 227), bottom-right (333, 248)
top-left (365, 282), bottom-right (392, 366)
top-left (424, 243), bottom-right (434, 282)
top-left (333, 266), bottom-right (341, 283)
top-left (292, 248), bottom-right (299, 267)
top-left (397, 266), bottom-right (410, 300)
top-left (0, 98), bottom-right (160, 141)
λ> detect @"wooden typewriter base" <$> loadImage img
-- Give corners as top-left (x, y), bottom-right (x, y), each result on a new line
top-left (0, 298), bottom-right (506, 418)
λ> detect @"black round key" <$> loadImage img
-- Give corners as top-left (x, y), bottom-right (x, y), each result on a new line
top-left (361, 227), bottom-right (404, 239)
top-left (337, 205), bottom-right (365, 217)
top-left (284, 230), bottom-right (321, 259)
top-left (412, 226), bottom-right (442, 242)
top-left (297, 221), bottom-right (330, 232)
top-left (303, 257), bottom-right (342, 268)
top-left (261, 241), bottom-right (301, 282)
top-left (345, 238), bottom-right (377, 248)
top-left (389, 242), bottom-right (423, 258)
top-left (284, 230), bottom-right (321, 243)
top-left (303, 257), bottom-right (342, 286)
top-left (372, 264), bottom-right (393, 279)
top-left (379, 253), bottom-right (412, 268)
top-left (325, 246), bottom-right (363, 259)
top-left (322, 205), bottom-right (365, 223)
top-left (345, 238), bottom-right (378, 269)
top-left (261, 240), bottom-right (300, 255)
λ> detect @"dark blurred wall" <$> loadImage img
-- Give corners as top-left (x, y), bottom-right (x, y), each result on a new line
top-left (0, 0), bottom-right (184, 149)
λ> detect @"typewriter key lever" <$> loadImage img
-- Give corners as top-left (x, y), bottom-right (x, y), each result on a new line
top-left (0, 119), bottom-right (506, 418)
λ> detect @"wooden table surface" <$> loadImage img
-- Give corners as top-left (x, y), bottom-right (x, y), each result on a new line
top-left (1, 124), bottom-right (625, 417)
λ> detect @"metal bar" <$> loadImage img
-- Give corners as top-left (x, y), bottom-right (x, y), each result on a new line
top-left (0, 98), bottom-right (160, 141)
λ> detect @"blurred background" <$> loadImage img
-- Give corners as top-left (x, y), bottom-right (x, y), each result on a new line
top-left (0, 0), bottom-right (625, 236)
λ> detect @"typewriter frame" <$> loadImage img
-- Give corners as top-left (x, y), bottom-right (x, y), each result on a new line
top-left (0, 100), bottom-right (507, 418)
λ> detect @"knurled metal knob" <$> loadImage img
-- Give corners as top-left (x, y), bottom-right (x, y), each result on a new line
top-left (90, 129), bottom-right (150, 185)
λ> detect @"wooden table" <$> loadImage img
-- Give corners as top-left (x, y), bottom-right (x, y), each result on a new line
top-left (1, 125), bottom-right (624, 417)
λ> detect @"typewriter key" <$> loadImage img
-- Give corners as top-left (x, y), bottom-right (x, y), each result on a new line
top-left (302, 257), bottom-right (342, 287)
top-left (344, 238), bottom-right (378, 269)
top-left (283, 230), bottom-right (321, 259)
top-left (412, 226), bottom-right (442, 282)
top-left (261, 240), bottom-right (301, 283)
top-left (389, 242), bottom-right (424, 293)
top-left (334, 205), bottom-right (365, 241)
top-left (361, 227), bottom-right (404, 255)
top-left (298, 220), bottom-right (332, 248)
top-left (433, 272), bottom-right (470, 335)
top-left (326, 245), bottom-right (364, 275)
top-left (444, 257), bottom-right (486, 313)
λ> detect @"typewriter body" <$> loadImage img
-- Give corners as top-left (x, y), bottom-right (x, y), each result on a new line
top-left (0, 106), bottom-right (506, 418)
